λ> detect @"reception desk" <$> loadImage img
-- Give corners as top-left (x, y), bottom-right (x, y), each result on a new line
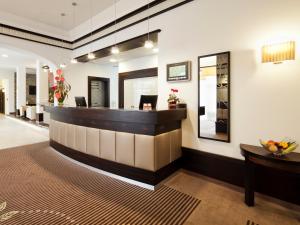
top-left (45, 106), bottom-right (187, 186)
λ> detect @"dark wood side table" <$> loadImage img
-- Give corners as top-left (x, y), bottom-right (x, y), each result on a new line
top-left (240, 144), bottom-right (300, 206)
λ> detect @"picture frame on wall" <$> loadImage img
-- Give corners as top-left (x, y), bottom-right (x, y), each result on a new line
top-left (167, 61), bottom-right (191, 82)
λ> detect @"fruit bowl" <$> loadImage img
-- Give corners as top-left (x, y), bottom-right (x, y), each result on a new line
top-left (260, 139), bottom-right (298, 156)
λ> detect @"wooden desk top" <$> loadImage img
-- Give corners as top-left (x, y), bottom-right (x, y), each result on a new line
top-left (240, 144), bottom-right (300, 174)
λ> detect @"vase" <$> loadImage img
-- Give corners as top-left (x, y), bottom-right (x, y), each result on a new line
top-left (58, 101), bottom-right (64, 107)
top-left (168, 103), bottom-right (177, 109)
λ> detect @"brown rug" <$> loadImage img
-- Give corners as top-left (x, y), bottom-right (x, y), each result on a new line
top-left (0, 142), bottom-right (200, 224)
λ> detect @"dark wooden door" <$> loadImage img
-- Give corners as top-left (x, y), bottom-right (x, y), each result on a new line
top-left (0, 90), bottom-right (5, 114)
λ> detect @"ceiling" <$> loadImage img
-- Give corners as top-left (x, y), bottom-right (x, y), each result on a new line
top-left (0, 47), bottom-right (37, 69)
top-left (0, 0), bottom-right (118, 30)
top-left (92, 46), bottom-right (158, 65)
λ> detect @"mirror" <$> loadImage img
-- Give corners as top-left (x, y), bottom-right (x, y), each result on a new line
top-left (198, 52), bottom-right (230, 142)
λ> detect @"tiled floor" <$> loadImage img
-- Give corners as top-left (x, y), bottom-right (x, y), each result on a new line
top-left (165, 170), bottom-right (300, 225)
top-left (0, 114), bottom-right (49, 150)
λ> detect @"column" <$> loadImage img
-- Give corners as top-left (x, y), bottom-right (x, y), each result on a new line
top-left (16, 65), bottom-right (26, 112)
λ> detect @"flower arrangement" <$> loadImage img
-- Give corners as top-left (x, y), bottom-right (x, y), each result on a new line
top-left (260, 139), bottom-right (298, 156)
top-left (51, 69), bottom-right (71, 106)
top-left (167, 88), bottom-right (180, 106)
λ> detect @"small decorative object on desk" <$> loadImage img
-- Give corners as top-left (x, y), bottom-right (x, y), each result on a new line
top-left (143, 103), bottom-right (152, 110)
top-left (51, 69), bottom-right (71, 106)
top-left (260, 138), bottom-right (298, 156)
top-left (167, 88), bottom-right (179, 109)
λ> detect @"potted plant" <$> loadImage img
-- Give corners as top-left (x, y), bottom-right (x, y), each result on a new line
top-left (167, 88), bottom-right (179, 109)
top-left (51, 69), bottom-right (71, 106)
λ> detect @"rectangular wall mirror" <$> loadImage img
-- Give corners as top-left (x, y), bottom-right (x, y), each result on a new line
top-left (198, 52), bottom-right (230, 142)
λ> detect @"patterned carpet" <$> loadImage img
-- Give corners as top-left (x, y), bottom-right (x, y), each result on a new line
top-left (0, 142), bottom-right (200, 224)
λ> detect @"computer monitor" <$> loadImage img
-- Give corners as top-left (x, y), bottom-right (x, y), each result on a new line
top-left (75, 97), bottom-right (87, 107)
top-left (139, 95), bottom-right (158, 110)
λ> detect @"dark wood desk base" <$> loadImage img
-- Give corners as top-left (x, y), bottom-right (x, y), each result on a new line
top-left (50, 140), bottom-right (181, 186)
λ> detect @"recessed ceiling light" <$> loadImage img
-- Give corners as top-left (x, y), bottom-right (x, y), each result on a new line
top-left (1, 54), bottom-right (8, 58)
top-left (110, 58), bottom-right (117, 63)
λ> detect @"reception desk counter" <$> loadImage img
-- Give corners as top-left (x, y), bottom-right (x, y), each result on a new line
top-left (45, 106), bottom-right (187, 186)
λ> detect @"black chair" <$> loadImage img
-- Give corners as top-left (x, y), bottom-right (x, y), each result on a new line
top-left (75, 97), bottom-right (87, 107)
top-left (139, 95), bottom-right (158, 110)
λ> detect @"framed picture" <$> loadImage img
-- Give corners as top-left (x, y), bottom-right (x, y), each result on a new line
top-left (167, 61), bottom-right (191, 82)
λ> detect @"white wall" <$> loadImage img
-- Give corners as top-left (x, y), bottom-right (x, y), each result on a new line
top-left (153, 0), bottom-right (300, 158)
top-left (0, 68), bottom-right (15, 114)
top-left (63, 63), bottom-right (118, 107)
top-left (119, 55), bottom-right (158, 73)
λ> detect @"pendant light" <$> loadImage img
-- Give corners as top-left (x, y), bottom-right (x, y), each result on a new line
top-left (70, 2), bottom-right (78, 64)
top-left (59, 13), bottom-right (67, 68)
top-left (111, 0), bottom-right (120, 55)
top-left (87, 0), bottom-right (95, 60)
top-left (144, 0), bottom-right (154, 49)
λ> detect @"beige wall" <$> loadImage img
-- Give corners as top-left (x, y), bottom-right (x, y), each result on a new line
top-left (153, 0), bottom-right (300, 158)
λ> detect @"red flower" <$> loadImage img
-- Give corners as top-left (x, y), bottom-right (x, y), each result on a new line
top-left (60, 77), bottom-right (65, 82)
top-left (56, 69), bottom-right (63, 75)
top-left (55, 76), bottom-right (60, 81)
top-left (171, 88), bottom-right (178, 93)
top-left (51, 86), bottom-right (57, 90)
top-left (55, 92), bottom-right (61, 99)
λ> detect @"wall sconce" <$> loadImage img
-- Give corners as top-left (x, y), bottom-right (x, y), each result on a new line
top-left (262, 41), bottom-right (295, 64)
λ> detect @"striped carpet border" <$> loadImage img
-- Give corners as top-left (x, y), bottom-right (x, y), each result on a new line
top-left (0, 143), bottom-right (200, 224)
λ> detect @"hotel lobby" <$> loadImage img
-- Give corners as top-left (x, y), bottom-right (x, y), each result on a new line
top-left (0, 0), bottom-right (300, 224)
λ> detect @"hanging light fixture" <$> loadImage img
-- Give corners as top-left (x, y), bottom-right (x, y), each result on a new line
top-left (111, 0), bottom-right (120, 55)
top-left (59, 13), bottom-right (67, 68)
top-left (88, 52), bottom-right (95, 59)
top-left (87, 0), bottom-right (96, 60)
top-left (70, 2), bottom-right (78, 64)
top-left (144, 0), bottom-right (154, 49)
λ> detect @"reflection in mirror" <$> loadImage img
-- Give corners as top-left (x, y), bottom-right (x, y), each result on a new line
top-left (198, 52), bottom-right (230, 142)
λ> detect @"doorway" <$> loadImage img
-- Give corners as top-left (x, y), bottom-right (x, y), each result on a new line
top-left (118, 68), bottom-right (158, 108)
top-left (88, 76), bottom-right (110, 107)
top-left (0, 90), bottom-right (5, 114)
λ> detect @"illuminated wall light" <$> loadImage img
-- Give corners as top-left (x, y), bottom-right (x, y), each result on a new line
top-left (262, 41), bottom-right (295, 64)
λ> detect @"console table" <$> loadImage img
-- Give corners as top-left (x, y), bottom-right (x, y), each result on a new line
top-left (240, 144), bottom-right (300, 206)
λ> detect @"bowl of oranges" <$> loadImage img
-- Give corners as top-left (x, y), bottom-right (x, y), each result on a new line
top-left (260, 139), bottom-right (298, 156)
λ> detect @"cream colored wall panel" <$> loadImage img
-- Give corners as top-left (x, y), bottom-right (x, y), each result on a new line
top-left (66, 124), bottom-right (76, 149)
top-left (154, 132), bottom-right (171, 170)
top-left (75, 125), bottom-right (87, 153)
top-left (58, 122), bottom-right (67, 146)
top-left (49, 119), bottom-right (54, 140)
top-left (52, 121), bottom-right (60, 143)
top-left (116, 132), bottom-right (135, 166)
top-left (135, 134), bottom-right (155, 171)
top-left (170, 129), bottom-right (182, 161)
top-left (86, 128), bottom-right (100, 157)
top-left (100, 130), bottom-right (116, 161)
